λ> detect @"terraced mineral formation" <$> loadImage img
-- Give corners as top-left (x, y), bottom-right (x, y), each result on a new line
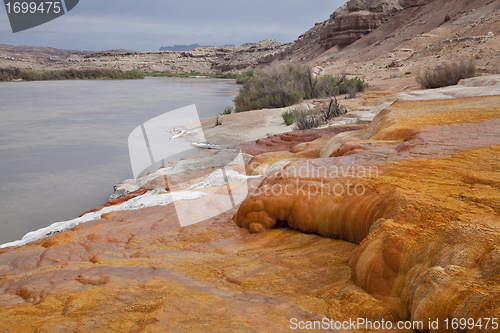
top-left (0, 150), bottom-right (394, 332)
top-left (237, 126), bottom-right (365, 176)
top-left (236, 78), bottom-right (500, 329)
top-left (0, 185), bottom-right (393, 332)
top-left (1, 77), bottom-right (499, 332)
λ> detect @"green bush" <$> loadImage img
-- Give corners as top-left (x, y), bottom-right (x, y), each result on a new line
top-left (0, 67), bottom-right (21, 81)
top-left (338, 77), bottom-right (368, 95)
top-left (314, 74), bottom-right (345, 97)
top-left (233, 64), bottom-right (316, 112)
top-left (282, 109), bottom-right (294, 126)
top-left (220, 106), bottom-right (233, 115)
top-left (235, 70), bottom-right (254, 84)
top-left (416, 61), bottom-right (477, 89)
top-left (147, 71), bottom-right (246, 80)
top-left (233, 64), bottom-right (368, 112)
top-left (0, 67), bottom-right (145, 82)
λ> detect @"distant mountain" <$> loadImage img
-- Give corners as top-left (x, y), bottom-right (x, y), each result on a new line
top-left (159, 44), bottom-right (208, 51)
top-left (159, 44), bottom-right (235, 51)
top-left (103, 49), bottom-right (135, 54)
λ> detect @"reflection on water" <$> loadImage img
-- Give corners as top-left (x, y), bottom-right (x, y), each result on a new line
top-left (0, 77), bottom-right (240, 244)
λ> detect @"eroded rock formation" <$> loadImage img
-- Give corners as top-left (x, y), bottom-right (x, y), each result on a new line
top-left (235, 80), bottom-right (500, 327)
top-left (0, 170), bottom-right (393, 331)
top-left (237, 126), bottom-right (363, 156)
top-left (319, 0), bottom-right (405, 49)
top-left (1, 76), bottom-right (500, 331)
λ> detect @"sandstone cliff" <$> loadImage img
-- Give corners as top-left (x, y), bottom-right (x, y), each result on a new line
top-left (1, 0), bottom-right (499, 80)
top-left (319, 0), bottom-right (405, 49)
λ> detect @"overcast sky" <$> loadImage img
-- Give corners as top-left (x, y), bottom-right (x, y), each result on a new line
top-left (0, 0), bottom-right (346, 52)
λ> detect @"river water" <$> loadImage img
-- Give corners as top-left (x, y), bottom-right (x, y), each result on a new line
top-left (0, 77), bottom-right (240, 245)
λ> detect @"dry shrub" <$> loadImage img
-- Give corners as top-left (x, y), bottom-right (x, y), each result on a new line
top-left (292, 106), bottom-right (321, 130)
top-left (292, 97), bottom-right (346, 130)
top-left (233, 63), bottom-right (367, 112)
top-left (416, 61), bottom-right (477, 89)
top-left (215, 116), bottom-right (222, 126)
top-left (318, 97), bottom-right (346, 120)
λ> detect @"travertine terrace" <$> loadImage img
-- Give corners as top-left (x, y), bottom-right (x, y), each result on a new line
top-left (2, 0), bottom-right (500, 331)
top-left (0, 76), bottom-right (499, 332)
top-left (236, 77), bottom-right (500, 328)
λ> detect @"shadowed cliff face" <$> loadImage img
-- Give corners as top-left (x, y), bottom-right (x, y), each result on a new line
top-left (235, 94), bottom-right (500, 326)
top-left (320, 0), bottom-right (406, 48)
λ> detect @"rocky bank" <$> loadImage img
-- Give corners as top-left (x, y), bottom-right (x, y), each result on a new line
top-left (2, 0), bottom-right (500, 331)
top-left (0, 75), bottom-right (499, 332)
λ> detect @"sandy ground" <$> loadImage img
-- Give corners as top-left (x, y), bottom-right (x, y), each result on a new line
top-left (171, 102), bottom-right (317, 148)
top-left (171, 70), bottom-right (500, 152)
top-left (171, 96), bottom-right (388, 150)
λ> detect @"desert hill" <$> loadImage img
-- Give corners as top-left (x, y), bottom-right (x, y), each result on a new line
top-left (266, 0), bottom-right (500, 89)
top-left (1, 0), bottom-right (499, 88)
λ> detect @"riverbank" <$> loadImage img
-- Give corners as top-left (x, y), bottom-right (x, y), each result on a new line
top-left (4, 75), bottom-right (500, 246)
top-left (146, 70), bottom-right (253, 83)
top-left (0, 77), bottom-right (240, 246)
top-left (0, 75), bottom-right (500, 331)
top-left (0, 68), bottom-right (251, 83)
top-left (0, 68), bottom-right (145, 82)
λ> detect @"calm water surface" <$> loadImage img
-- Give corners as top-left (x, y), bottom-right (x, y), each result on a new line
top-left (0, 77), bottom-right (240, 245)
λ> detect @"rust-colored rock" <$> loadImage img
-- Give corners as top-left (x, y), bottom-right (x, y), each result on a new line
top-left (235, 95), bottom-right (500, 329)
top-left (0, 205), bottom-right (394, 331)
top-left (320, 0), bottom-right (404, 49)
top-left (237, 126), bottom-right (365, 176)
top-left (1, 89), bottom-right (500, 331)
top-left (236, 126), bottom-right (364, 156)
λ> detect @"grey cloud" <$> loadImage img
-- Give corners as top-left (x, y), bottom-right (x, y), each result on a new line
top-left (0, 0), bottom-right (344, 51)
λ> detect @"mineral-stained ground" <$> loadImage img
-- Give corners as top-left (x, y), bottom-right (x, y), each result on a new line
top-left (1, 77), bottom-right (500, 332)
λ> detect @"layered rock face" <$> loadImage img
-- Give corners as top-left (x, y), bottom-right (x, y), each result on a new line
top-left (236, 77), bottom-right (500, 327)
top-left (270, 0), bottom-right (435, 63)
top-left (318, 0), bottom-right (415, 49)
top-left (0, 39), bottom-right (284, 73)
top-left (317, 0), bottom-right (435, 50)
